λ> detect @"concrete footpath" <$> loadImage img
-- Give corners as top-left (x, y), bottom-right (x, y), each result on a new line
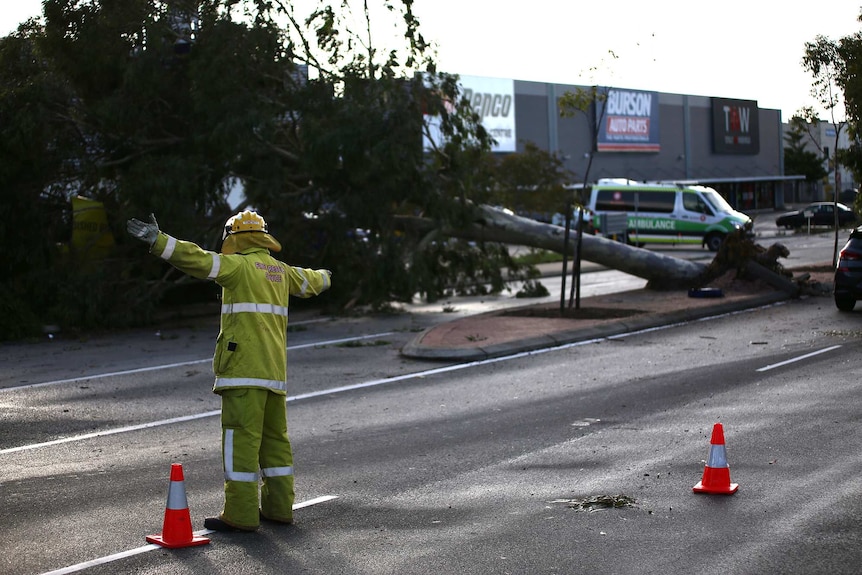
top-left (401, 286), bottom-right (793, 361)
top-left (401, 216), bottom-right (835, 361)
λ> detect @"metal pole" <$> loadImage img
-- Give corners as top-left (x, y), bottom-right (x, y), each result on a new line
top-left (569, 208), bottom-right (584, 309)
top-left (560, 200), bottom-right (572, 315)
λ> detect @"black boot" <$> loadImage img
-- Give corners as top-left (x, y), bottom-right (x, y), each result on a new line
top-left (203, 516), bottom-right (257, 532)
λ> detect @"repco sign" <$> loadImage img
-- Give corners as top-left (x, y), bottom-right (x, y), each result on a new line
top-left (422, 75), bottom-right (517, 152)
top-left (462, 89), bottom-right (513, 119)
top-left (458, 75), bottom-right (517, 152)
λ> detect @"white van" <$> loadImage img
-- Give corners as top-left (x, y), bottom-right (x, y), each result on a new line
top-left (585, 179), bottom-right (751, 251)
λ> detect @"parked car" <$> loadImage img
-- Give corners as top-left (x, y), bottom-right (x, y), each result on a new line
top-left (775, 202), bottom-right (858, 229)
top-left (834, 226), bottom-right (862, 311)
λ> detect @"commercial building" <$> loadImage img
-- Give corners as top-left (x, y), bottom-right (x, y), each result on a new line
top-left (454, 75), bottom-right (808, 211)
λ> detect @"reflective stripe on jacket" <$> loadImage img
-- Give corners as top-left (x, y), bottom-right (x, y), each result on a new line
top-left (150, 233), bottom-right (331, 394)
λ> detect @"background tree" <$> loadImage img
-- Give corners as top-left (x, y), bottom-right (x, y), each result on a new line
top-left (783, 115), bottom-right (829, 184)
top-left (558, 85), bottom-right (605, 195)
top-left (486, 141), bottom-right (574, 220)
top-left (802, 32), bottom-right (852, 264)
top-left (557, 84), bottom-right (610, 309)
top-left (825, 13), bottom-right (862, 202)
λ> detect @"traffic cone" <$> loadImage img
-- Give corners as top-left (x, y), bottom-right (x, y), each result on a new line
top-left (146, 463), bottom-right (211, 548)
top-left (693, 423), bottom-right (739, 495)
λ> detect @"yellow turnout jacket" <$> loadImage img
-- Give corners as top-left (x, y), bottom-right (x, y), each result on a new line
top-left (150, 233), bottom-right (331, 394)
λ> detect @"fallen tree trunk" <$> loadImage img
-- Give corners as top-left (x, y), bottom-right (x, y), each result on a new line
top-left (464, 205), bottom-right (707, 288)
top-left (399, 205), bottom-right (793, 292)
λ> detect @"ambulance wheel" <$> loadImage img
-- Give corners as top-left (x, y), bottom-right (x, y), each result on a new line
top-left (704, 233), bottom-right (724, 252)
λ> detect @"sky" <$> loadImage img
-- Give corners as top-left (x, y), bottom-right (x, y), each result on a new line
top-left (2, 1), bottom-right (861, 121)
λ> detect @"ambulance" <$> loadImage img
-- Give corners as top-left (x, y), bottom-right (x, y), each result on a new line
top-left (585, 179), bottom-right (752, 251)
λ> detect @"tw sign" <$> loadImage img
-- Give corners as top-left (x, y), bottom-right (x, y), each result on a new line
top-left (712, 97), bottom-right (760, 154)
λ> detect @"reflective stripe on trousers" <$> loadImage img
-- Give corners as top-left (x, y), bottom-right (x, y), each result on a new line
top-left (224, 429), bottom-right (258, 483)
top-left (223, 431), bottom-right (294, 482)
top-left (220, 388), bottom-right (296, 528)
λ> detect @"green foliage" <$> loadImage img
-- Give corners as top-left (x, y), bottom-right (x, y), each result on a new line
top-left (45, 258), bottom-right (160, 330)
top-left (412, 240), bottom-right (519, 303)
top-left (801, 18), bottom-right (862, 263)
top-left (801, 22), bottom-right (862, 190)
top-left (515, 279), bottom-right (549, 299)
top-left (558, 85), bottom-right (604, 119)
top-left (802, 34), bottom-right (847, 121)
top-left (784, 117), bottom-right (828, 182)
top-left (839, 140), bottom-right (862, 187)
top-left (0, 31), bottom-right (78, 278)
top-left (513, 249), bottom-right (564, 266)
top-left (0, 0), bottom-right (562, 335)
top-left (0, 290), bottom-right (42, 342)
top-left (834, 26), bottom-right (862, 186)
top-left (0, 252), bottom-right (160, 341)
top-left (488, 141), bottom-right (575, 217)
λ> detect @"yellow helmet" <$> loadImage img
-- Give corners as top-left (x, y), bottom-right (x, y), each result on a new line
top-left (221, 210), bottom-right (282, 254)
top-left (223, 210), bottom-right (268, 240)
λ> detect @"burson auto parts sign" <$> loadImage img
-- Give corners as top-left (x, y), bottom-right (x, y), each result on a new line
top-left (596, 88), bottom-right (660, 152)
top-left (424, 75), bottom-right (516, 153)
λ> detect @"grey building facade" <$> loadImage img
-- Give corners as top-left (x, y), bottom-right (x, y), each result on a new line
top-left (505, 79), bottom-right (798, 211)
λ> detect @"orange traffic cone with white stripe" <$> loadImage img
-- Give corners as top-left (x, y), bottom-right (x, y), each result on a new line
top-left (147, 463), bottom-right (211, 548)
top-left (693, 423), bottom-right (739, 495)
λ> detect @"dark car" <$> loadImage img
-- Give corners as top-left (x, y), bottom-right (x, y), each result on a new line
top-left (776, 202), bottom-right (858, 229)
top-left (834, 226), bottom-right (862, 311)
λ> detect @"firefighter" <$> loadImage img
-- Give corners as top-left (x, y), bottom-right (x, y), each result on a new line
top-left (127, 211), bottom-right (332, 532)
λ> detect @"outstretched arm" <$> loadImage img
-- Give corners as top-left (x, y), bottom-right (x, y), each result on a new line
top-left (127, 214), bottom-right (227, 282)
top-left (287, 267), bottom-right (332, 297)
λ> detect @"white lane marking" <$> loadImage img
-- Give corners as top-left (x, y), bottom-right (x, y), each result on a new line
top-left (0, 411), bottom-right (221, 455)
top-left (38, 496), bottom-right (338, 575)
top-left (292, 495), bottom-right (339, 509)
top-left (1, 301), bottom-right (783, 455)
top-left (2, 332), bottom-right (394, 393)
top-left (756, 345), bottom-right (843, 372)
top-left (288, 333), bottom-right (394, 350)
top-left (39, 545), bottom-right (154, 575)
top-left (2, 347), bottom-right (565, 455)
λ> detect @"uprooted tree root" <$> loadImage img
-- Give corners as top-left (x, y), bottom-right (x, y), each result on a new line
top-left (647, 228), bottom-right (828, 297)
top-left (698, 228), bottom-right (791, 284)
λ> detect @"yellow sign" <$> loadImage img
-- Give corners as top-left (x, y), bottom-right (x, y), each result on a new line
top-left (71, 196), bottom-right (114, 258)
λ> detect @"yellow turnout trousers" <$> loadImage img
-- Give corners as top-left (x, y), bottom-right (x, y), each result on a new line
top-left (219, 388), bottom-right (294, 529)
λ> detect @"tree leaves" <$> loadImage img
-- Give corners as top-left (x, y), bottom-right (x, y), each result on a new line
top-left (0, 0), bottom-right (565, 329)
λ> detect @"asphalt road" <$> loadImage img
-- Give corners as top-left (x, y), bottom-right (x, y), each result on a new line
top-left (2, 223), bottom-right (860, 575)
